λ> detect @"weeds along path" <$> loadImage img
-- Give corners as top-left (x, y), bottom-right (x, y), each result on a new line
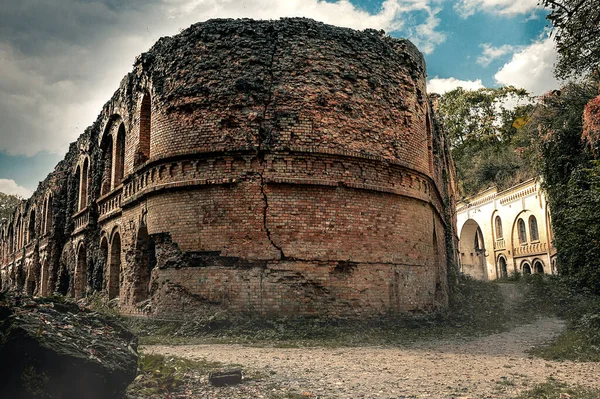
top-left (146, 318), bottom-right (600, 398)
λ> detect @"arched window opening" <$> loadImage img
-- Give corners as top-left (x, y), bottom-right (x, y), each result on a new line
top-left (518, 218), bottom-right (527, 244)
top-left (133, 225), bottom-right (156, 303)
top-left (80, 158), bottom-right (90, 210)
top-left (114, 124), bottom-right (126, 187)
top-left (16, 216), bottom-right (22, 250)
top-left (109, 232), bottom-right (121, 299)
top-left (74, 244), bottom-right (87, 299)
top-left (529, 215), bottom-right (539, 241)
top-left (44, 195), bottom-right (53, 234)
top-left (74, 166), bottom-right (81, 212)
top-left (101, 135), bottom-right (113, 195)
top-left (138, 93), bottom-right (151, 165)
top-left (8, 224), bottom-right (14, 253)
top-left (28, 209), bottom-right (35, 243)
top-left (495, 216), bottom-right (503, 239)
top-left (522, 262), bottom-right (532, 274)
top-left (534, 260), bottom-right (544, 274)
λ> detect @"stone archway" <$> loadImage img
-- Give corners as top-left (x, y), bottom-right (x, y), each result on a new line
top-left (100, 236), bottom-right (109, 293)
top-left (498, 256), bottom-right (508, 278)
top-left (534, 260), bottom-right (544, 274)
top-left (133, 225), bottom-right (156, 303)
top-left (522, 261), bottom-right (532, 275)
top-left (74, 244), bottom-right (87, 298)
top-left (40, 259), bottom-right (49, 296)
top-left (109, 232), bottom-right (121, 300)
top-left (459, 219), bottom-right (487, 280)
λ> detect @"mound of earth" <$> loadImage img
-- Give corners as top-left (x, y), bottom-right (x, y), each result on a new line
top-left (0, 290), bottom-right (138, 399)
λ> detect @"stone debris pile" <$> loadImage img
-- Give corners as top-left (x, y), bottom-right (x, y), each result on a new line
top-left (0, 290), bottom-right (138, 398)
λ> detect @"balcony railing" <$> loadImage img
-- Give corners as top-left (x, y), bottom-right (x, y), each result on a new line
top-left (494, 238), bottom-right (506, 250)
top-left (513, 241), bottom-right (548, 256)
top-left (98, 186), bottom-right (123, 221)
top-left (72, 208), bottom-right (90, 233)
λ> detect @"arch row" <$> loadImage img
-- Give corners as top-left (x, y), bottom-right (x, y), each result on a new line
top-left (0, 86), bottom-right (154, 299)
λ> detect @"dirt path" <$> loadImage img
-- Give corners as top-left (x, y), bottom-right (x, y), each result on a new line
top-left (145, 285), bottom-right (600, 398)
top-left (146, 316), bottom-right (600, 398)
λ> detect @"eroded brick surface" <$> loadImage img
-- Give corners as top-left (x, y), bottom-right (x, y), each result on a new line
top-left (0, 18), bottom-right (457, 317)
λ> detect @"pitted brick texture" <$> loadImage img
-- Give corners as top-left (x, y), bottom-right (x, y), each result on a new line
top-left (0, 18), bottom-right (456, 317)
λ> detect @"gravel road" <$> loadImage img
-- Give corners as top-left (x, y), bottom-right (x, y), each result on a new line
top-left (146, 316), bottom-right (600, 398)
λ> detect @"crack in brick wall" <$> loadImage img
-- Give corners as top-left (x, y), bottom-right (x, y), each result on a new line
top-left (0, 18), bottom-right (457, 318)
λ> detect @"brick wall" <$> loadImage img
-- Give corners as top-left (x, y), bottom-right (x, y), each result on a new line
top-left (0, 18), bottom-right (456, 318)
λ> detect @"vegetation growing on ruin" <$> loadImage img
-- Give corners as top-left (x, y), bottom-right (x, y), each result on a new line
top-left (129, 352), bottom-right (303, 399)
top-left (128, 352), bottom-right (224, 397)
top-left (0, 192), bottom-right (21, 220)
top-left (126, 275), bottom-right (509, 347)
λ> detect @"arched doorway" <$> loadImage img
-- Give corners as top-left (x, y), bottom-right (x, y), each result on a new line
top-left (40, 259), bottom-right (49, 296)
top-left (534, 260), bottom-right (544, 274)
top-left (109, 232), bottom-right (121, 299)
top-left (133, 225), bottom-right (156, 303)
top-left (522, 261), bottom-right (532, 275)
top-left (74, 244), bottom-right (87, 298)
top-left (459, 219), bottom-right (487, 280)
top-left (498, 256), bottom-right (508, 278)
top-left (100, 236), bottom-right (109, 292)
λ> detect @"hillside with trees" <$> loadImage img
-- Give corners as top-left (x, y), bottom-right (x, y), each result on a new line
top-left (436, 86), bottom-right (536, 198)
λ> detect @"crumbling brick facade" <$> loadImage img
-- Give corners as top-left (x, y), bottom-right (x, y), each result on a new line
top-left (0, 18), bottom-right (457, 318)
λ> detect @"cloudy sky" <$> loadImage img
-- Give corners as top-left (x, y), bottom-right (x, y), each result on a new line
top-left (0, 0), bottom-right (559, 197)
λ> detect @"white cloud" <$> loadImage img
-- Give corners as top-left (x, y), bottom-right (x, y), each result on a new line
top-left (455, 0), bottom-right (539, 17)
top-left (494, 37), bottom-right (561, 95)
top-left (0, 179), bottom-right (32, 198)
top-left (477, 43), bottom-right (521, 67)
top-left (427, 76), bottom-right (485, 94)
top-left (0, 0), bottom-right (446, 158)
top-left (163, 0), bottom-right (445, 53)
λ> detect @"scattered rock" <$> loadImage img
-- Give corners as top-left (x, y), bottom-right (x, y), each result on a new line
top-left (209, 368), bottom-right (243, 386)
top-left (0, 290), bottom-right (138, 398)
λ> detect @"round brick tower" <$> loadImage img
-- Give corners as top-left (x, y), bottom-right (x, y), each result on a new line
top-left (0, 18), bottom-right (456, 318)
top-left (121, 18), bottom-right (454, 317)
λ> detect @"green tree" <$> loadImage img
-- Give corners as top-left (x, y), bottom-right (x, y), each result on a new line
top-left (437, 86), bottom-right (535, 197)
top-left (0, 192), bottom-right (21, 220)
top-left (543, 0), bottom-right (600, 79)
top-left (523, 79), bottom-right (600, 290)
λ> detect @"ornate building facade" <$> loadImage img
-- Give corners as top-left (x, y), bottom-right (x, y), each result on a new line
top-left (457, 179), bottom-right (556, 280)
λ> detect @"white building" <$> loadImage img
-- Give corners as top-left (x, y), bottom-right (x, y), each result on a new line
top-left (456, 178), bottom-right (557, 280)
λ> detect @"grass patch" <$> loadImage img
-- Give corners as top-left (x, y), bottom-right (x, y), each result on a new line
top-left (126, 275), bottom-right (511, 347)
top-left (518, 275), bottom-right (600, 362)
top-left (515, 380), bottom-right (600, 399)
top-left (127, 352), bottom-right (225, 397)
top-left (128, 352), bottom-right (307, 398)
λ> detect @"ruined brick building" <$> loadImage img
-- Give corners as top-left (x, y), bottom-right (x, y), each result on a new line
top-left (0, 18), bottom-right (457, 317)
